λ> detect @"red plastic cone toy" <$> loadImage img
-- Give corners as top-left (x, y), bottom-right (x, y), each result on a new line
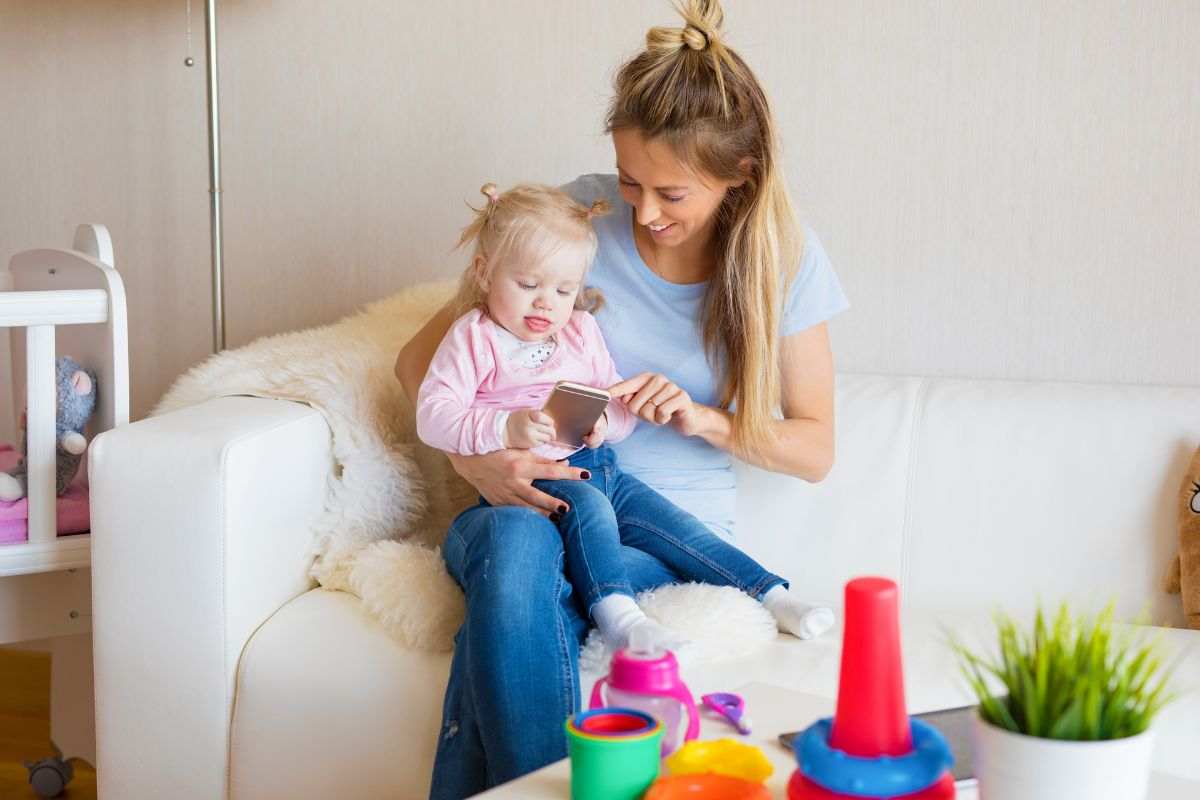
top-left (787, 577), bottom-right (956, 800)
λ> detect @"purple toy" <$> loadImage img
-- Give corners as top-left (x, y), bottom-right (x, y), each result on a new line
top-left (702, 692), bottom-right (752, 735)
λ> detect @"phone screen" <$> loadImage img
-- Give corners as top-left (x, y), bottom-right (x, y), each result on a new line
top-left (777, 705), bottom-right (977, 785)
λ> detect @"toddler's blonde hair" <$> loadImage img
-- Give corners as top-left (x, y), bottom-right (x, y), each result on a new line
top-left (452, 183), bottom-right (610, 315)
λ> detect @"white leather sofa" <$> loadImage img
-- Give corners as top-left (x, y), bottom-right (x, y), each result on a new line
top-left (88, 373), bottom-right (1200, 799)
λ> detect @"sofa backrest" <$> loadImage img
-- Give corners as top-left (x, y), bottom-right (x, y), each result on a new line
top-left (736, 373), bottom-right (1199, 626)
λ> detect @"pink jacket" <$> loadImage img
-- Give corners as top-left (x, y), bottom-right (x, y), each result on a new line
top-left (416, 308), bottom-right (637, 458)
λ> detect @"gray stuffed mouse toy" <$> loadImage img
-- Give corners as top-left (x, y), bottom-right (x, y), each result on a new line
top-left (0, 356), bottom-right (98, 502)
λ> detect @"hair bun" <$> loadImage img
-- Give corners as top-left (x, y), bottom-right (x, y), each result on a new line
top-left (682, 23), bottom-right (710, 51)
top-left (480, 183), bottom-right (499, 204)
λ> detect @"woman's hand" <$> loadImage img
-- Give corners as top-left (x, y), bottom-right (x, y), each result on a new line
top-left (446, 449), bottom-right (587, 515)
top-left (608, 373), bottom-right (706, 437)
top-left (582, 412), bottom-right (608, 449)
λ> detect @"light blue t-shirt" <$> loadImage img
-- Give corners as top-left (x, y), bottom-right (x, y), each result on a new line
top-left (563, 174), bottom-right (848, 538)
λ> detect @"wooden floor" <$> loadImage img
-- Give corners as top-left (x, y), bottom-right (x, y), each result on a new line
top-left (0, 648), bottom-right (96, 799)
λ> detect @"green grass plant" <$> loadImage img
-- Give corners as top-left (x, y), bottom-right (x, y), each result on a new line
top-left (950, 604), bottom-right (1174, 741)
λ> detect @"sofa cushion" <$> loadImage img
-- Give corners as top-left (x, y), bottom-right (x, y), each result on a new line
top-left (738, 374), bottom-right (1200, 625)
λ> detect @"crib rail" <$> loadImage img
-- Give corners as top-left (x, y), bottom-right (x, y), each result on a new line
top-left (0, 290), bottom-right (109, 327)
top-left (1, 224), bottom-right (128, 577)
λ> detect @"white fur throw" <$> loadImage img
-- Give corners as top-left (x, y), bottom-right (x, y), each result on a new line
top-left (155, 281), bottom-right (776, 657)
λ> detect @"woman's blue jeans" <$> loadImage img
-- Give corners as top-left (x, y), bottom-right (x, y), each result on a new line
top-left (428, 447), bottom-right (785, 799)
top-left (430, 504), bottom-right (678, 799)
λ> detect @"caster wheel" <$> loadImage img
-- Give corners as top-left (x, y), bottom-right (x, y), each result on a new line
top-left (23, 756), bottom-right (74, 798)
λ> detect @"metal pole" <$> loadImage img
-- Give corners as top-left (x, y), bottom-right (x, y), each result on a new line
top-left (203, 0), bottom-right (226, 352)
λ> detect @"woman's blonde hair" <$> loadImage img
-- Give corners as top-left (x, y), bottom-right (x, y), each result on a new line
top-left (452, 182), bottom-right (610, 315)
top-left (607, 0), bottom-right (802, 453)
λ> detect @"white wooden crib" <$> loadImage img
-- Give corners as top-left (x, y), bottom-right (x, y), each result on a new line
top-left (0, 224), bottom-right (129, 796)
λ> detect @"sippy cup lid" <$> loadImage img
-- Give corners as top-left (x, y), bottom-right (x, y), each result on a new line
top-left (610, 639), bottom-right (684, 694)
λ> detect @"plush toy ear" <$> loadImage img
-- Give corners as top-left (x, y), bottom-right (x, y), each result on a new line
top-left (1187, 447), bottom-right (1200, 516)
top-left (71, 370), bottom-right (93, 396)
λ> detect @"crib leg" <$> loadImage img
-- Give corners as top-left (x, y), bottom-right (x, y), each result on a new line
top-left (49, 632), bottom-right (96, 766)
top-left (25, 632), bottom-right (95, 796)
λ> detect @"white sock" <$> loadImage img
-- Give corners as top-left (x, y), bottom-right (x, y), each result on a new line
top-left (763, 585), bottom-right (836, 640)
top-left (592, 594), bottom-right (689, 652)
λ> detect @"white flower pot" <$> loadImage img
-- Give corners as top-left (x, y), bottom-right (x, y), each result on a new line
top-left (971, 714), bottom-right (1155, 800)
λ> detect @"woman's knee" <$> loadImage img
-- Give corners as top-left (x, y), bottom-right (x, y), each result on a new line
top-left (452, 505), bottom-right (563, 579)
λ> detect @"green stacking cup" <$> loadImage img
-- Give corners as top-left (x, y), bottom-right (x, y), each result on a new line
top-left (566, 708), bottom-right (664, 800)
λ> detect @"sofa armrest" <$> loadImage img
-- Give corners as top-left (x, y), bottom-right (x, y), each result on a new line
top-left (89, 396), bottom-right (333, 800)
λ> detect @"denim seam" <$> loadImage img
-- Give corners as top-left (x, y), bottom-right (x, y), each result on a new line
top-left (553, 548), bottom-right (576, 725)
top-left (443, 527), bottom-right (467, 587)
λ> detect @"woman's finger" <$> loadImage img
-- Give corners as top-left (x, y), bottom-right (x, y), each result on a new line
top-left (632, 383), bottom-right (679, 422)
top-left (649, 384), bottom-right (680, 407)
top-left (515, 484), bottom-right (564, 516)
top-left (656, 395), bottom-right (688, 424)
top-left (528, 458), bottom-right (589, 483)
top-left (652, 386), bottom-right (685, 423)
top-left (629, 392), bottom-right (660, 422)
top-left (646, 391), bottom-right (679, 421)
top-left (626, 377), bottom-right (667, 416)
top-left (607, 373), bottom-right (651, 398)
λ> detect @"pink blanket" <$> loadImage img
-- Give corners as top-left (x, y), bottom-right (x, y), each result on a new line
top-left (0, 444), bottom-right (90, 544)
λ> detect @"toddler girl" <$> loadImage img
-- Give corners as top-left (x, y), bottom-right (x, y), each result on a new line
top-left (417, 182), bottom-right (834, 651)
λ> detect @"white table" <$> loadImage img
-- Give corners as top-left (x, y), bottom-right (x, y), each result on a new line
top-left (478, 681), bottom-right (1199, 799)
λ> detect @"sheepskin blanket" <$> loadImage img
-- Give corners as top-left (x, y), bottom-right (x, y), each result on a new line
top-left (155, 281), bottom-right (776, 661)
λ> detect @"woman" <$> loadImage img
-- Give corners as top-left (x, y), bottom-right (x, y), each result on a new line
top-left (395, 2), bottom-right (847, 796)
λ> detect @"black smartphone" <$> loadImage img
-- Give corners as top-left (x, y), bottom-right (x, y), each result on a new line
top-left (777, 705), bottom-right (977, 787)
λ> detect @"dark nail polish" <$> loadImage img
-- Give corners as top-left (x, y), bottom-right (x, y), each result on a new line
top-left (549, 513), bottom-right (562, 523)
top-left (581, 471), bottom-right (591, 480)
top-left (557, 505), bottom-right (568, 515)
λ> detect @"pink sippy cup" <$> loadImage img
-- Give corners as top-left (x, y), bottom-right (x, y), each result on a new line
top-left (588, 629), bottom-right (700, 756)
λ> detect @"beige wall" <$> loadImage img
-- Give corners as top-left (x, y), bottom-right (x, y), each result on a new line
top-left (2, 1), bottom-right (1197, 442)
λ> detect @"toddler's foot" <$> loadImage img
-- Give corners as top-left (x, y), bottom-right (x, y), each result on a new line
top-left (593, 593), bottom-right (690, 653)
top-left (763, 585), bottom-right (835, 640)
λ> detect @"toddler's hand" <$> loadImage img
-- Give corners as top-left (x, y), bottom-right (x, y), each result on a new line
top-left (505, 410), bottom-right (556, 450)
top-left (582, 412), bottom-right (608, 449)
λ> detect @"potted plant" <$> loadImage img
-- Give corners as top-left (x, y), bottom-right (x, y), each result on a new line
top-left (951, 604), bottom-right (1174, 800)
